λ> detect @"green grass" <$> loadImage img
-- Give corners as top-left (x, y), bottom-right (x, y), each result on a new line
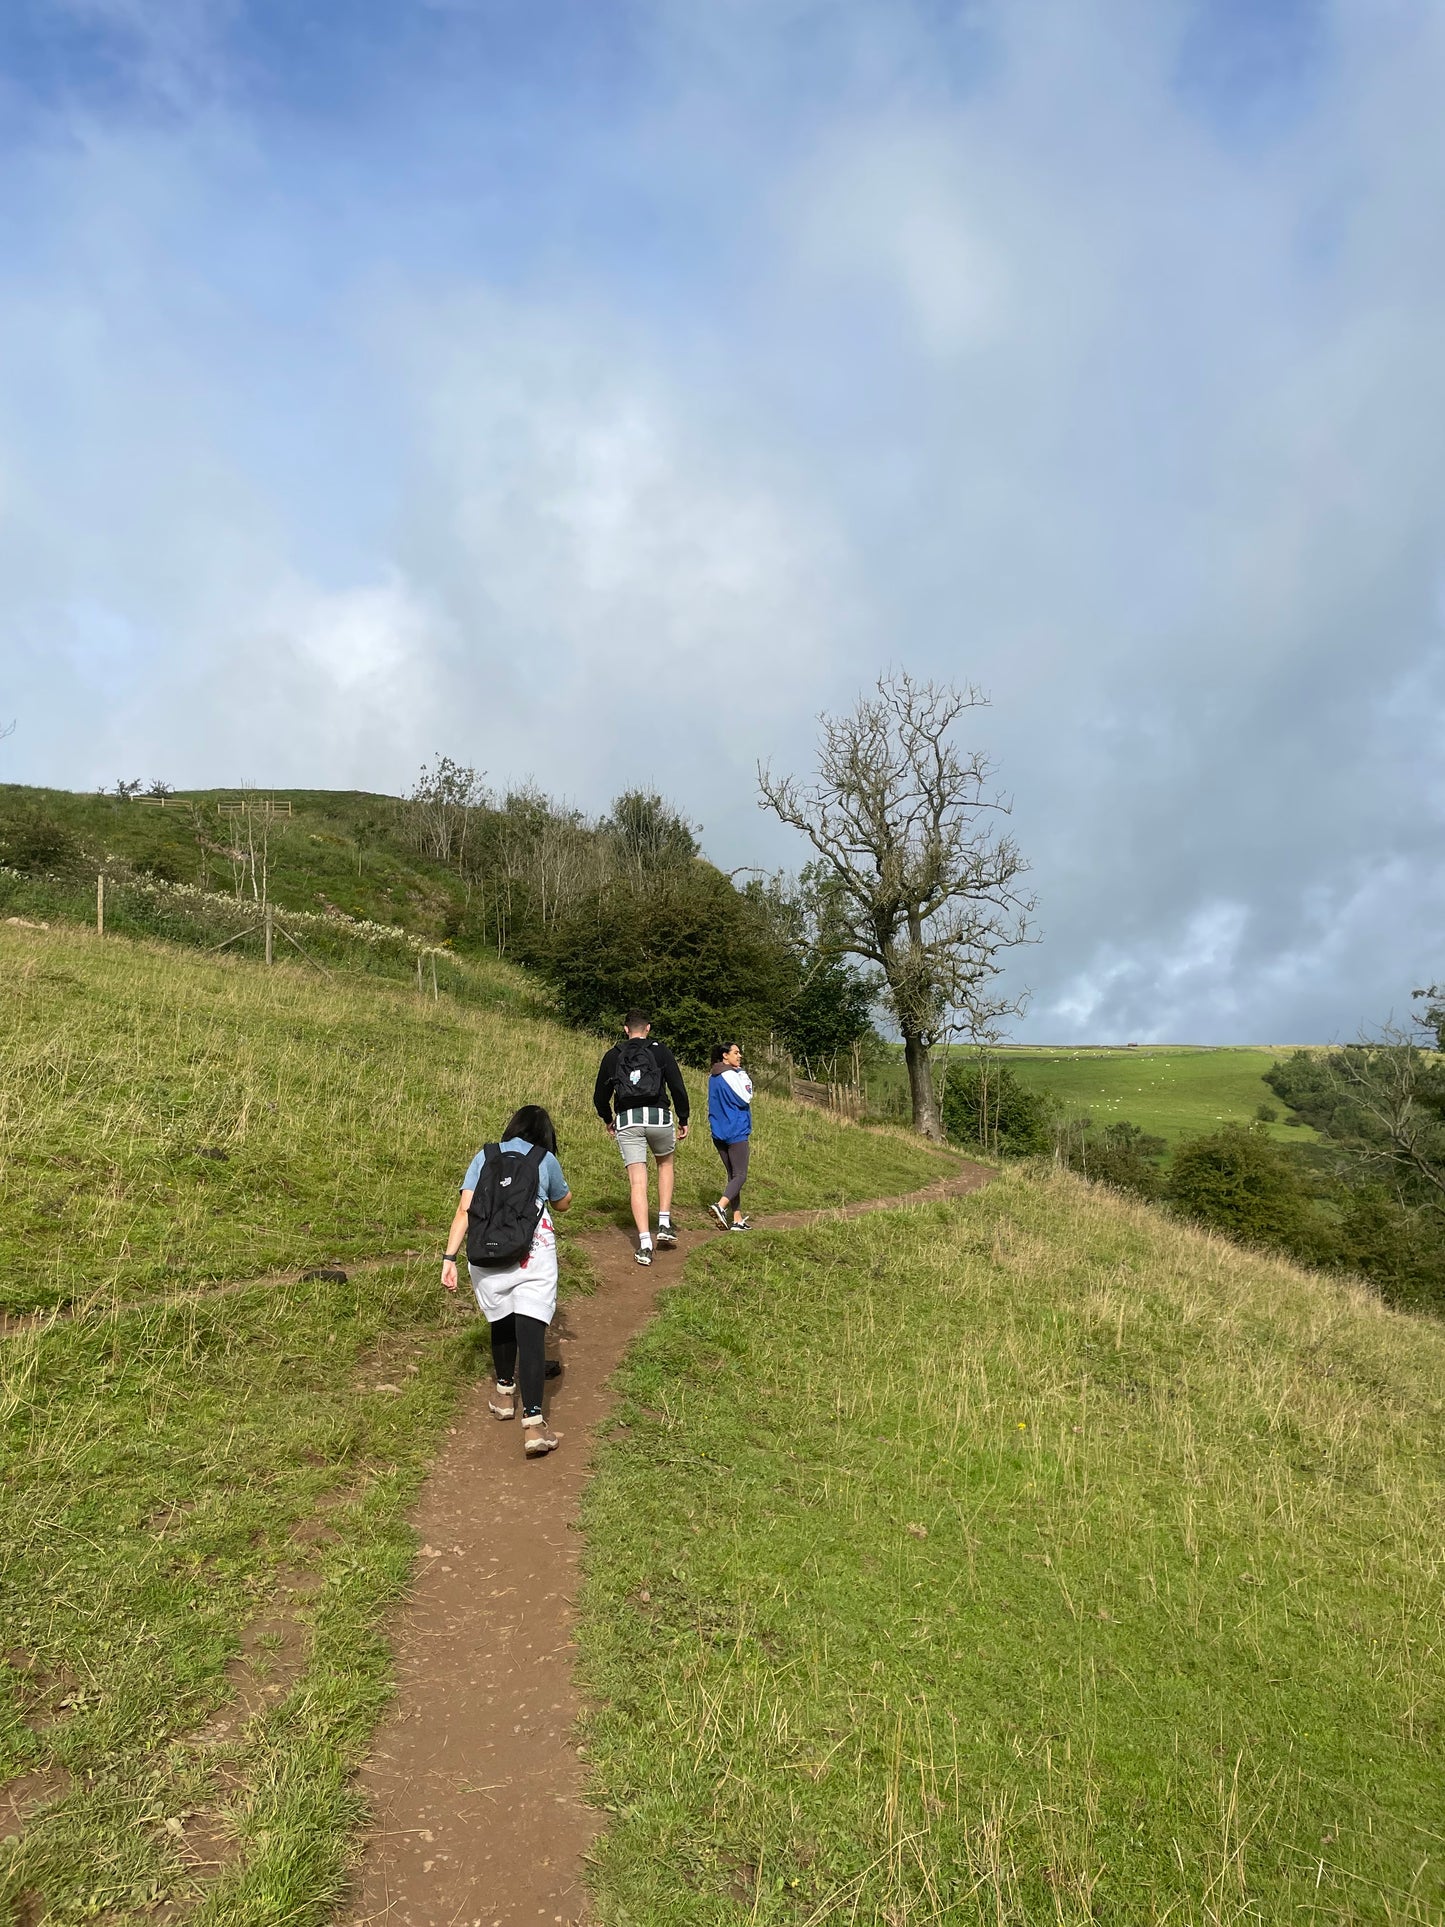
top-left (0, 1261), bottom-right (484, 1925)
top-left (991, 1047), bottom-right (1316, 1146)
top-left (869, 1045), bottom-right (1317, 1147)
top-left (577, 1167), bottom-right (1445, 1923)
top-left (0, 924), bottom-right (957, 1316)
top-left (0, 921), bottom-right (958, 1922)
top-left (0, 784), bottom-right (477, 946)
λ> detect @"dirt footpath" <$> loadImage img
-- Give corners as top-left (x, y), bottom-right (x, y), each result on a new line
top-left (340, 1167), bottom-right (992, 1927)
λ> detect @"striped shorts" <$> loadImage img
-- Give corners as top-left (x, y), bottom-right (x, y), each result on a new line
top-left (615, 1107), bottom-right (676, 1165)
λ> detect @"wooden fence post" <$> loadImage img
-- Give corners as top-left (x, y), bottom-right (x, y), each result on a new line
top-left (96, 873), bottom-right (104, 937)
top-left (416, 952), bottom-right (424, 994)
top-left (264, 906), bottom-right (274, 966)
top-left (430, 952), bottom-right (439, 1001)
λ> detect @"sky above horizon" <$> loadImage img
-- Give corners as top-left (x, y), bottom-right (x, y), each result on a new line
top-left (1, 0), bottom-right (1442, 1043)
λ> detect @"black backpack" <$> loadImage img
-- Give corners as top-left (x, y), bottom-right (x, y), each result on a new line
top-left (614, 1038), bottom-right (664, 1107)
top-left (465, 1142), bottom-right (547, 1268)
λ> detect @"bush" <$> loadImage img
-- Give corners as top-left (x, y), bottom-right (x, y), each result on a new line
top-left (1337, 1188), bottom-right (1445, 1314)
top-left (1058, 1118), bottom-right (1166, 1199)
top-left (1165, 1126), bottom-right (1319, 1255)
top-left (940, 1058), bottom-right (1052, 1157)
top-left (530, 866), bottom-right (797, 1065)
top-left (0, 810), bottom-right (85, 876)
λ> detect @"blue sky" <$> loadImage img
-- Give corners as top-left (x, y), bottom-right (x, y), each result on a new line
top-left (1, 0), bottom-right (1443, 1043)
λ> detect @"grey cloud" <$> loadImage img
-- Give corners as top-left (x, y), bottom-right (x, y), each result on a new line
top-left (3, 0), bottom-right (1445, 1043)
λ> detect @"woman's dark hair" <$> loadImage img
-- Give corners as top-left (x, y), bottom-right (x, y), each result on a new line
top-left (501, 1105), bottom-right (558, 1157)
top-left (710, 1041), bottom-right (741, 1066)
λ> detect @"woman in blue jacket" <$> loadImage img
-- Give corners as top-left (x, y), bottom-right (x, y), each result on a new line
top-left (707, 1041), bottom-right (753, 1230)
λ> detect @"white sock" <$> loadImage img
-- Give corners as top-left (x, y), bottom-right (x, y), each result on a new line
top-left (640, 1231), bottom-right (653, 1250)
top-left (658, 1212), bottom-right (671, 1227)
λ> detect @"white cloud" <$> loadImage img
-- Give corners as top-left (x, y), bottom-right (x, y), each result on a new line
top-left (3, 0), bottom-right (1445, 1041)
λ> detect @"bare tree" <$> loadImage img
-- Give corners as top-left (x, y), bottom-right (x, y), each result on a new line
top-left (759, 672), bottom-right (1034, 1140)
top-left (1322, 1023), bottom-right (1445, 1211)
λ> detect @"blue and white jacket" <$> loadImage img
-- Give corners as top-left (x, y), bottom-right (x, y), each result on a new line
top-left (708, 1067), bottom-right (753, 1142)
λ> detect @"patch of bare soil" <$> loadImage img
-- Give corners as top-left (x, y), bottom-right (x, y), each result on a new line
top-left (1, 1764), bottom-right (73, 1835)
top-left (339, 1164), bottom-right (992, 1927)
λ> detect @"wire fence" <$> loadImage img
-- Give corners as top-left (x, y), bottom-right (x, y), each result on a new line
top-left (0, 863), bottom-right (546, 1019)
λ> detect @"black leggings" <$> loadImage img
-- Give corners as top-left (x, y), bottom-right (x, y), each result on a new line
top-left (489, 1312), bottom-right (548, 1415)
top-left (713, 1135), bottom-right (750, 1209)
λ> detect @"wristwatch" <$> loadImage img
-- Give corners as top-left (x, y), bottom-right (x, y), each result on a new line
top-left (443, 1251), bottom-right (460, 1262)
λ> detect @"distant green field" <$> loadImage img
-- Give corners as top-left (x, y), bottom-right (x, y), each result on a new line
top-left (869, 1045), bottom-right (1317, 1146)
top-left (990, 1045), bottom-right (1315, 1145)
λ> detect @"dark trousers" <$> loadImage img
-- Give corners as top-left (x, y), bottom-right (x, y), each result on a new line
top-left (490, 1312), bottom-right (547, 1415)
top-left (713, 1135), bottom-right (750, 1208)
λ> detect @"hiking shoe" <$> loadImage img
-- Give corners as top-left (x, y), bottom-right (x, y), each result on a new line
top-left (655, 1224), bottom-right (678, 1249)
top-left (635, 1245), bottom-right (653, 1266)
top-left (488, 1380), bottom-right (516, 1420)
top-left (522, 1414), bottom-right (559, 1457)
top-left (729, 1217), bottom-right (751, 1232)
top-left (709, 1202), bottom-right (730, 1231)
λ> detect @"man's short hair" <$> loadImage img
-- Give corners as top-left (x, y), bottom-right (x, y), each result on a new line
top-left (624, 1007), bottom-right (650, 1032)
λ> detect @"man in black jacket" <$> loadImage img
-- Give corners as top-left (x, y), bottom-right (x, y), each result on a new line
top-left (593, 1009), bottom-right (690, 1265)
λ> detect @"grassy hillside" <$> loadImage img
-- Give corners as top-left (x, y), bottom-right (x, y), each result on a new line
top-left (0, 784), bottom-right (473, 945)
top-left (993, 1045), bottom-right (1316, 1145)
top-left (0, 922), bottom-right (958, 1924)
top-left (870, 1045), bottom-right (1316, 1147)
top-left (579, 1167), bottom-right (1445, 1923)
top-left (0, 923), bottom-right (957, 1317)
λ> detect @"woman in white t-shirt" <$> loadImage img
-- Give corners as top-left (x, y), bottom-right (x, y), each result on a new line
top-left (441, 1105), bottom-right (572, 1458)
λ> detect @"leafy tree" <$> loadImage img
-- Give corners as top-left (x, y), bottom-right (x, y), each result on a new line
top-left (940, 1057), bottom-right (1052, 1157)
top-left (780, 958), bottom-right (875, 1071)
top-left (405, 756), bottom-right (489, 868)
top-left (604, 791), bottom-right (699, 883)
top-left (1267, 1032), bottom-right (1445, 1310)
top-left (1165, 1126), bottom-right (1319, 1255)
top-left (760, 672), bottom-right (1034, 1139)
top-left (739, 868), bottom-right (878, 1074)
top-left (1269, 1030), bottom-right (1445, 1209)
top-left (532, 864), bottom-right (796, 1064)
top-left (1336, 1187), bottom-right (1445, 1312)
